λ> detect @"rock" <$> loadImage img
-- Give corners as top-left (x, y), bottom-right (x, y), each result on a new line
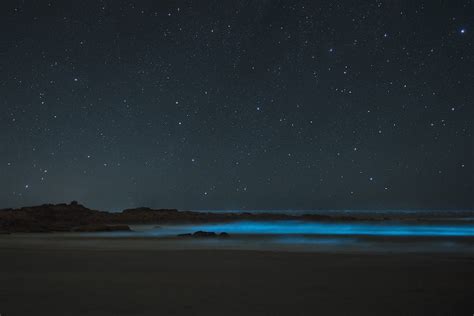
top-left (177, 231), bottom-right (224, 238)
top-left (193, 231), bottom-right (217, 237)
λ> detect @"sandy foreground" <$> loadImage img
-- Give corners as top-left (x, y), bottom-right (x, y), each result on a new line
top-left (0, 235), bottom-right (473, 316)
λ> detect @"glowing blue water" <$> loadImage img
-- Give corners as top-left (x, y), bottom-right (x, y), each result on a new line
top-left (138, 221), bottom-right (474, 237)
top-left (77, 220), bottom-right (474, 252)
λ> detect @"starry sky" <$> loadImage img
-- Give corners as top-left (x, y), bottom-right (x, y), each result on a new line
top-left (1, 1), bottom-right (473, 211)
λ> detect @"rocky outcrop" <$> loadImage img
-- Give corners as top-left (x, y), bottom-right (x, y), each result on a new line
top-left (0, 202), bottom-right (103, 233)
top-left (177, 231), bottom-right (230, 238)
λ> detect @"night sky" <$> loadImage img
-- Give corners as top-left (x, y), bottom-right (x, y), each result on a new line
top-left (1, 1), bottom-right (472, 211)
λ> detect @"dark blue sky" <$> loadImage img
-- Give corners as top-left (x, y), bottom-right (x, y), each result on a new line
top-left (1, 1), bottom-right (472, 211)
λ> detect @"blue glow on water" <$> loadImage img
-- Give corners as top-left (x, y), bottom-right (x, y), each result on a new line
top-left (146, 221), bottom-right (474, 237)
top-left (78, 220), bottom-right (474, 252)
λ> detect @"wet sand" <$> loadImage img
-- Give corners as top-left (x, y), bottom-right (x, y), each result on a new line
top-left (0, 236), bottom-right (473, 315)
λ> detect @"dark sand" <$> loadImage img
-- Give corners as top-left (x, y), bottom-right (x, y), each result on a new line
top-left (0, 237), bottom-right (473, 316)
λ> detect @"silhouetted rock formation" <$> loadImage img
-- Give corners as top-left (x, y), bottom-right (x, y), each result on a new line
top-left (0, 201), bottom-right (376, 233)
top-left (0, 202), bottom-right (106, 233)
top-left (193, 231), bottom-right (216, 237)
top-left (177, 231), bottom-right (230, 238)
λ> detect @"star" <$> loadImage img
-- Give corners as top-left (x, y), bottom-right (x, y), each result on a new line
top-left (1, 1), bottom-right (471, 211)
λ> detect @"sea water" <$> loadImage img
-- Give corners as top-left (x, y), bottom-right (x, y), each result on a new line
top-left (78, 210), bottom-right (474, 252)
top-left (138, 221), bottom-right (474, 237)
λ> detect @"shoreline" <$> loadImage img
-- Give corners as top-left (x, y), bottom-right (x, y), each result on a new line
top-left (1, 232), bottom-right (473, 254)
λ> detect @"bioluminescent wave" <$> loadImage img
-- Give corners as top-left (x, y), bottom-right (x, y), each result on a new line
top-left (139, 221), bottom-right (474, 237)
top-left (183, 221), bottom-right (474, 237)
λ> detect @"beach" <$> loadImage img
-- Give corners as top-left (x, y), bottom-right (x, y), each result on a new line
top-left (0, 235), bottom-right (473, 316)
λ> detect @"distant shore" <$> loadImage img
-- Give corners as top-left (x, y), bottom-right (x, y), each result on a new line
top-left (2, 201), bottom-right (472, 234)
top-left (0, 201), bottom-right (378, 234)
